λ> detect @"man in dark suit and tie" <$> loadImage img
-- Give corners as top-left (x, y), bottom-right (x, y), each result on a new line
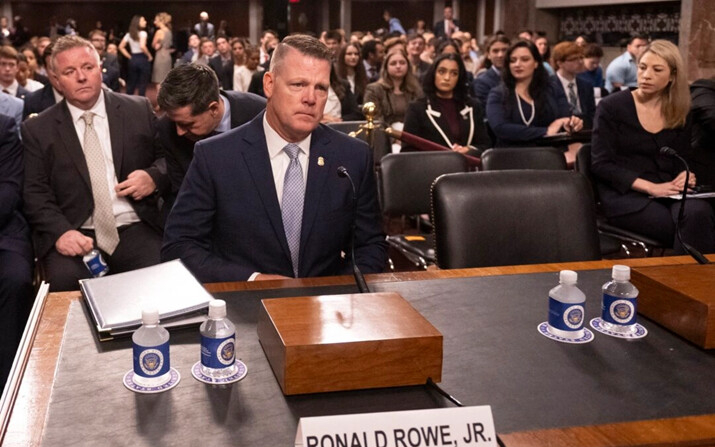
top-left (89, 29), bottom-right (121, 92)
top-left (208, 36), bottom-right (234, 90)
top-left (22, 36), bottom-right (169, 291)
top-left (551, 41), bottom-right (596, 128)
top-left (0, 114), bottom-right (33, 389)
top-left (0, 45), bottom-right (29, 101)
top-left (433, 6), bottom-right (460, 39)
top-left (156, 64), bottom-right (266, 202)
top-left (162, 34), bottom-right (386, 282)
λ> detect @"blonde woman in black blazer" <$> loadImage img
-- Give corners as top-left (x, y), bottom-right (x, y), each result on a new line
top-left (403, 53), bottom-right (490, 157)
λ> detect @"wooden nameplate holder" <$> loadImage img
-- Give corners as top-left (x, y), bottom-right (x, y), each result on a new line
top-left (257, 292), bottom-right (443, 395)
top-left (631, 264), bottom-right (715, 349)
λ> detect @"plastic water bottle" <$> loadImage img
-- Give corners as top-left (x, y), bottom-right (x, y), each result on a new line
top-left (132, 309), bottom-right (171, 387)
top-left (600, 265), bottom-right (639, 334)
top-left (200, 300), bottom-right (238, 379)
top-left (83, 249), bottom-right (108, 277)
top-left (547, 270), bottom-right (586, 339)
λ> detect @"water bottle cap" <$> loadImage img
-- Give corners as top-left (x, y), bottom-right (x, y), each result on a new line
top-left (612, 264), bottom-right (631, 281)
top-left (559, 270), bottom-right (578, 284)
top-left (208, 300), bottom-right (227, 319)
top-left (142, 308), bottom-right (160, 325)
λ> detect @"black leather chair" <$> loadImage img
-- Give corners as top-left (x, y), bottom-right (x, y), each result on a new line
top-left (326, 121), bottom-right (392, 163)
top-left (575, 143), bottom-right (666, 257)
top-left (431, 170), bottom-right (601, 269)
top-left (379, 152), bottom-right (468, 269)
top-left (481, 146), bottom-right (567, 171)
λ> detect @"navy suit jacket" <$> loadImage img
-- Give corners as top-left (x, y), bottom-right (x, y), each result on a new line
top-left (23, 83), bottom-right (57, 119)
top-left (162, 113), bottom-right (387, 282)
top-left (0, 114), bottom-right (32, 262)
top-left (472, 66), bottom-right (501, 105)
top-left (552, 76), bottom-right (596, 129)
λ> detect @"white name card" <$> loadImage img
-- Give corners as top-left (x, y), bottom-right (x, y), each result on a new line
top-left (295, 406), bottom-right (496, 447)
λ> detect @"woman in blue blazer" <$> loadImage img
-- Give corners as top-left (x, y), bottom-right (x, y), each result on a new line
top-left (486, 40), bottom-right (582, 147)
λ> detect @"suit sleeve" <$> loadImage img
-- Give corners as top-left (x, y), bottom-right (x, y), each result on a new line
top-left (351, 141), bottom-right (388, 274)
top-left (486, 86), bottom-right (548, 143)
top-left (0, 118), bottom-right (22, 229)
top-left (591, 96), bottom-right (639, 194)
top-left (140, 99), bottom-right (170, 197)
top-left (161, 144), bottom-right (256, 281)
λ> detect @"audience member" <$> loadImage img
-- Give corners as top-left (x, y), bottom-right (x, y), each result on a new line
top-left (118, 15), bottom-right (152, 96)
top-left (209, 35), bottom-right (234, 90)
top-left (362, 39), bottom-right (385, 83)
top-left (193, 11), bottom-right (215, 40)
top-left (196, 38), bottom-right (217, 66)
top-left (518, 29), bottom-right (533, 41)
top-left (383, 9), bottom-right (406, 35)
top-left (161, 34), bottom-right (386, 282)
top-left (22, 36), bottom-right (168, 291)
top-left (0, 45), bottom-right (29, 100)
top-left (364, 49), bottom-right (422, 126)
top-left (408, 20), bottom-right (428, 36)
top-left (259, 29), bottom-right (278, 65)
top-left (472, 34), bottom-right (510, 105)
top-left (689, 76), bottom-right (715, 187)
top-left (486, 40), bottom-right (581, 146)
top-left (177, 33), bottom-right (200, 66)
top-left (336, 42), bottom-right (368, 104)
top-left (406, 33), bottom-right (430, 80)
top-left (534, 34), bottom-right (554, 75)
top-left (605, 35), bottom-right (648, 93)
top-left (0, 114), bottom-right (33, 391)
top-left (433, 6), bottom-right (460, 39)
top-left (23, 43), bottom-right (62, 119)
top-left (19, 45), bottom-right (48, 86)
top-left (0, 88), bottom-right (22, 130)
top-left (151, 13), bottom-right (173, 85)
top-left (420, 36), bottom-right (437, 65)
top-left (233, 45), bottom-right (262, 92)
top-left (551, 41), bottom-right (595, 127)
top-left (592, 40), bottom-right (715, 254)
top-left (324, 29), bottom-right (343, 61)
top-left (156, 64), bottom-right (266, 202)
top-left (15, 53), bottom-right (43, 92)
top-left (322, 64), bottom-right (362, 123)
top-left (88, 29), bottom-right (120, 92)
top-left (231, 37), bottom-right (247, 67)
top-left (574, 35), bottom-right (588, 47)
top-left (578, 43), bottom-right (605, 90)
top-left (403, 53), bottom-right (490, 157)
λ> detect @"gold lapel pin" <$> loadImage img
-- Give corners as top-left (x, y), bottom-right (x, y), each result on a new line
top-left (318, 157), bottom-right (325, 166)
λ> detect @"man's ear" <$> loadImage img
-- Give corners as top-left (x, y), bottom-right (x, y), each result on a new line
top-left (263, 71), bottom-right (274, 99)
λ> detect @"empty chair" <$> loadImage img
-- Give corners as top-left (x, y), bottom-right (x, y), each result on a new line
top-left (481, 146), bottom-right (567, 171)
top-left (379, 152), bottom-right (468, 269)
top-left (431, 170), bottom-right (601, 269)
top-left (575, 143), bottom-right (666, 257)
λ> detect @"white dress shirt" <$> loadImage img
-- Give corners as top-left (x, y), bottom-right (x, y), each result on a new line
top-left (66, 92), bottom-right (140, 228)
top-left (556, 72), bottom-right (581, 113)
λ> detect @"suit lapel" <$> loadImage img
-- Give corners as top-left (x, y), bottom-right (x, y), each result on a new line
top-left (104, 91), bottom-right (124, 179)
top-left (56, 101), bottom-right (92, 190)
top-left (240, 119), bottom-right (293, 265)
top-left (300, 126), bottom-right (332, 265)
top-left (426, 101), bottom-right (453, 147)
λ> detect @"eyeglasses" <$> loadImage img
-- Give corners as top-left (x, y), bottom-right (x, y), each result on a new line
top-left (565, 56), bottom-right (584, 62)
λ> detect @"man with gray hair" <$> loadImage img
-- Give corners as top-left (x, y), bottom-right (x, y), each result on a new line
top-left (162, 34), bottom-right (386, 282)
top-left (22, 35), bottom-right (168, 291)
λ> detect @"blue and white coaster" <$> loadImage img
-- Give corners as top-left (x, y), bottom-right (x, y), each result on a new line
top-left (590, 317), bottom-right (648, 339)
top-left (123, 367), bottom-right (180, 394)
top-left (538, 322), bottom-right (594, 344)
top-left (191, 359), bottom-right (248, 385)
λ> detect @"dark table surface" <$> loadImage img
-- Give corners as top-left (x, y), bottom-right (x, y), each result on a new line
top-left (40, 270), bottom-right (715, 446)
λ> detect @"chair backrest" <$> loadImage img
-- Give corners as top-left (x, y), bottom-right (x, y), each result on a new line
top-left (326, 121), bottom-right (392, 163)
top-left (431, 170), bottom-right (601, 269)
top-left (481, 146), bottom-right (567, 171)
top-left (379, 152), bottom-right (468, 216)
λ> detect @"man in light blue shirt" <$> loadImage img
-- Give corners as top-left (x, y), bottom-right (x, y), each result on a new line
top-left (605, 35), bottom-right (648, 93)
top-left (383, 9), bottom-right (406, 35)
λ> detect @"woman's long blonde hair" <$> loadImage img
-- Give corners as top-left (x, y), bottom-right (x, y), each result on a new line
top-left (639, 40), bottom-right (689, 128)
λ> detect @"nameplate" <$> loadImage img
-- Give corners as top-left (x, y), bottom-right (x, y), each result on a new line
top-left (295, 406), bottom-right (496, 447)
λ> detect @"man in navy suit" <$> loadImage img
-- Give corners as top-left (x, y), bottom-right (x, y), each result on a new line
top-left (0, 114), bottom-right (33, 389)
top-left (162, 34), bottom-right (386, 282)
top-left (433, 6), bottom-right (460, 39)
top-left (472, 34), bottom-right (510, 105)
top-left (551, 41), bottom-right (596, 128)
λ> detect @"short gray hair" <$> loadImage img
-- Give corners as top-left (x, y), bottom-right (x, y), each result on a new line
top-left (269, 34), bottom-right (332, 74)
top-left (51, 35), bottom-right (99, 68)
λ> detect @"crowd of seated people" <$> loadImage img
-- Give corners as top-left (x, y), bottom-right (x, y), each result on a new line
top-left (1, 9), bottom-right (714, 397)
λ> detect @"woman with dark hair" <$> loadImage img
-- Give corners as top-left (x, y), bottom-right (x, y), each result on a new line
top-left (403, 53), bottom-right (490, 156)
top-left (336, 42), bottom-right (368, 104)
top-left (322, 65), bottom-right (363, 123)
top-left (118, 15), bottom-right (152, 96)
top-left (534, 34), bottom-right (554, 75)
top-left (364, 49), bottom-right (422, 125)
top-left (486, 40), bottom-right (582, 146)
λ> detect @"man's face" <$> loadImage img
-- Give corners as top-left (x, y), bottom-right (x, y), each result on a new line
top-left (444, 7), bottom-right (453, 20)
top-left (374, 44), bottom-right (385, 65)
top-left (165, 102), bottom-right (221, 142)
top-left (263, 48), bottom-right (330, 142)
top-left (0, 56), bottom-right (18, 86)
top-left (188, 35), bottom-right (200, 49)
top-left (488, 41), bottom-right (509, 69)
top-left (216, 38), bottom-right (230, 56)
top-left (52, 46), bottom-right (102, 110)
top-left (37, 38), bottom-right (51, 56)
top-left (583, 56), bottom-right (600, 72)
top-left (325, 38), bottom-right (340, 58)
top-left (201, 41), bottom-right (215, 57)
top-left (16, 60), bottom-right (30, 85)
top-left (262, 32), bottom-right (277, 50)
top-left (407, 38), bottom-right (425, 58)
top-left (90, 34), bottom-right (106, 53)
top-left (627, 38), bottom-right (648, 59)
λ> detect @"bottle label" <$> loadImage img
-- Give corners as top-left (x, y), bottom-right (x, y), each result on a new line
top-left (602, 293), bottom-right (637, 325)
top-left (83, 250), bottom-right (108, 277)
top-left (201, 334), bottom-right (236, 369)
top-left (547, 297), bottom-right (584, 331)
top-left (133, 340), bottom-right (170, 378)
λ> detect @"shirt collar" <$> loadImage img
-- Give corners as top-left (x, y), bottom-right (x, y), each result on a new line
top-left (215, 94), bottom-right (231, 133)
top-left (66, 90), bottom-right (107, 124)
top-left (262, 112), bottom-right (311, 160)
top-left (556, 72), bottom-right (576, 90)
